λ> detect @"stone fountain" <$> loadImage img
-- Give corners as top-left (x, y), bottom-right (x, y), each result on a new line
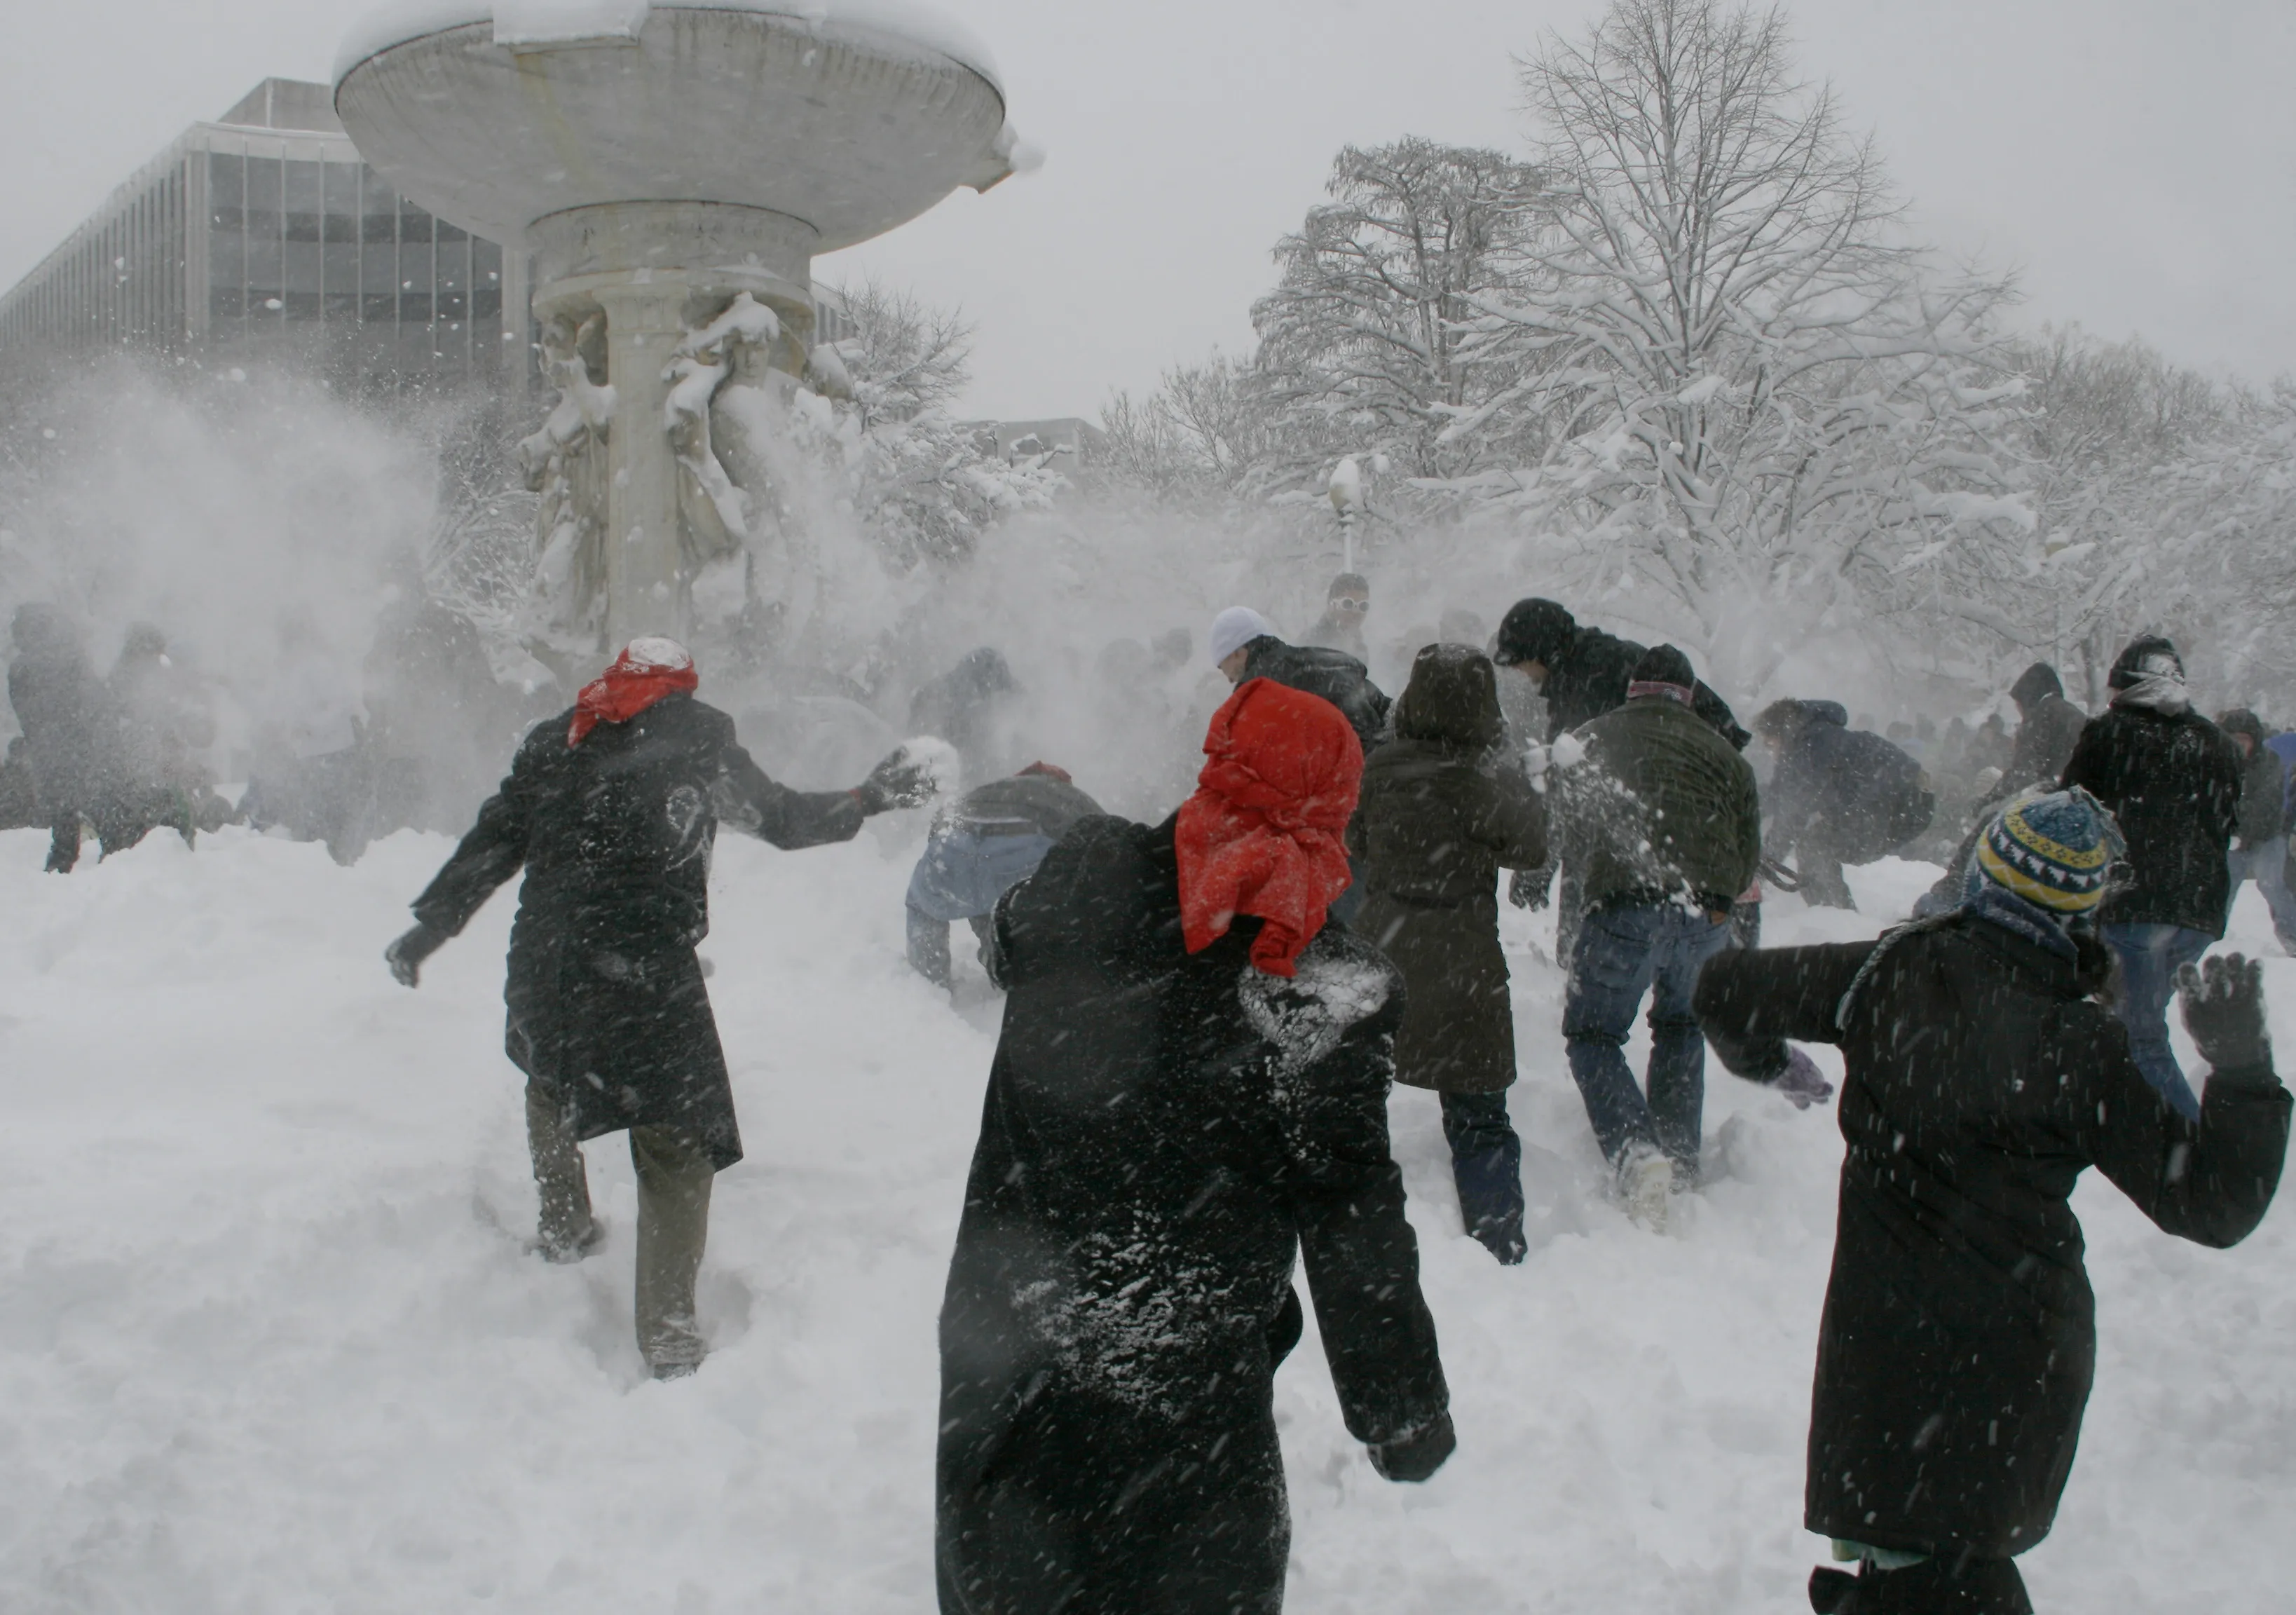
top-left (334, 1), bottom-right (1020, 648)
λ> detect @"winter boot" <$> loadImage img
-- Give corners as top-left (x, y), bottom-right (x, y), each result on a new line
top-left (1618, 1141), bottom-right (1674, 1232)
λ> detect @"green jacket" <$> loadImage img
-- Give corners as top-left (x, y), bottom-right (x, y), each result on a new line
top-left (1561, 694), bottom-right (1761, 913)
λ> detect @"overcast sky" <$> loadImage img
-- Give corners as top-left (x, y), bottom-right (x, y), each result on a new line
top-left (6, 1), bottom-right (2293, 418)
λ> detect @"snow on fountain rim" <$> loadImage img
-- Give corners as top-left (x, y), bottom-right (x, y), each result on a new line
top-left (333, 1), bottom-right (1004, 95)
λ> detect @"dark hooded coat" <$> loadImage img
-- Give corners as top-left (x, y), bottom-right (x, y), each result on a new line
top-left (2059, 653), bottom-right (2241, 936)
top-left (1696, 915), bottom-right (2288, 1561)
top-left (1763, 700), bottom-right (1934, 860)
top-left (2217, 709), bottom-right (2286, 850)
top-left (1999, 664), bottom-right (2089, 801)
top-left (1350, 646), bottom-right (1547, 1093)
top-left (1239, 635), bottom-right (1392, 752)
top-left (409, 692), bottom-right (863, 1167)
top-left (937, 815), bottom-right (1446, 1614)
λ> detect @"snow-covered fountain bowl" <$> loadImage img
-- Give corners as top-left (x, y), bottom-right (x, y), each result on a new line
top-left (333, 1), bottom-right (1021, 646)
top-left (334, 1), bottom-right (1016, 308)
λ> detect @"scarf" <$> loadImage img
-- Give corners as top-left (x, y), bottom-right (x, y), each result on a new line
top-left (1175, 678), bottom-right (1362, 977)
top-left (568, 637), bottom-right (699, 745)
top-left (1626, 680), bottom-right (1694, 706)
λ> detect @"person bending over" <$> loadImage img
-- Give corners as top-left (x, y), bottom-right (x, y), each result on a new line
top-left (905, 762), bottom-right (1102, 988)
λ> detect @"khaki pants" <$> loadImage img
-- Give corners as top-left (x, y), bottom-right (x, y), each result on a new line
top-left (525, 1079), bottom-right (716, 1372)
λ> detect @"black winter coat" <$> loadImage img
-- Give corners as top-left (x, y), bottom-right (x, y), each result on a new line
top-left (410, 693), bottom-right (863, 1167)
top-left (2234, 742), bottom-right (2287, 849)
top-left (2060, 701), bottom-right (2242, 936)
top-left (1240, 636), bottom-right (1392, 751)
top-left (1997, 693), bottom-right (2089, 802)
top-left (1697, 917), bottom-right (2288, 1560)
top-left (1539, 624), bottom-right (1750, 749)
top-left (1768, 701), bottom-right (1932, 857)
top-left (937, 815), bottom-right (1447, 1614)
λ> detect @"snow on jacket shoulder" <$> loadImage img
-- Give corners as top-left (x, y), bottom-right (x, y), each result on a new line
top-left (2061, 703), bottom-right (2242, 934)
top-left (941, 812), bottom-right (1444, 1610)
top-left (1695, 916), bottom-right (2288, 1560)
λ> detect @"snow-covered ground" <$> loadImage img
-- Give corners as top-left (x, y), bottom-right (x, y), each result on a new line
top-left (1, 824), bottom-right (2290, 1611)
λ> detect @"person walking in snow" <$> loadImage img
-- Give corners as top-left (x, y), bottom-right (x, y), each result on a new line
top-left (1300, 571), bottom-right (1372, 662)
top-left (2060, 636), bottom-right (2243, 1118)
top-left (1754, 699), bottom-right (1934, 911)
top-left (2215, 708), bottom-right (2296, 955)
top-left (936, 676), bottom-right (1451, 1615)
top-left (906, 762), bottom-right (1103, 989)
top-left (383, 639), bottom-right (938, 1379)
top-left (1551, 646), bottom-right (1763, 1226)
top-left (1994, 662), bottom-right (2089, 804)
top-left (1695, 789), bottom-right (2289, 1614)
top-left (1351, 644), bottom-right (1547, 1263)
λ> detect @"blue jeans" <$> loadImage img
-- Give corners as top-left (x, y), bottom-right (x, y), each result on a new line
top-left (1440, 1089), bottom-right (1523, 1260)
top-left (2103, 922), bottom-right (2211, 1120)
top-left (1564, 901), bottom-right (1733, 1167)
top-left (2227, 836), bottom-right (2296, 951)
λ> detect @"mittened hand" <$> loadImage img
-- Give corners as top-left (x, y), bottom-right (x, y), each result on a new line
top-left (1367, 1412), bottom-right (1456, 1483)
top-left (385, 923), bottom-right (445, 988)
top-left (1508, 868), bottom-right (1550, 911)
top-left (854, 747), bottom-right (940, 814)
top-left (1777, 1047), bottom-right (1836, 1110)
top-left (2178, 953), bottom-right (2271, 1073)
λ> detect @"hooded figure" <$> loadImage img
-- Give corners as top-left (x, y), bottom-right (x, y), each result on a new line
top-left (1756, 700), bottom-right (1935, 911)
top-left (936, 676), bottom-right (1451, 1615)
top-left (1997, 663), bottom-right (2089, 803)
top-left (1696, 789), bottom-right (2288, 1615)
top-left (1351, 644), bottom-right (1548, 1262)
top-left (385, 639), bottom-right (939, 1377)
top-left (2061, 636), bottom-right (2243, 1117)
top-left (7, 604), bottom-right (116, 873)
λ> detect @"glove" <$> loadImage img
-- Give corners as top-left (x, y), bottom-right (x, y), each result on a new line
top-left (385, 922), bottom-right (446, 988)
top-left (1508, 868), bottom-right (1550, 911)
top-left (1775, 1047), bottom-right (1835, 1110)
top-left (1367, 1412), bottom-right (1455, 1483)
top-left (852, 746), bottom-right (940, 815)
top-left (2178, 952), bottom-right (2271, 1073)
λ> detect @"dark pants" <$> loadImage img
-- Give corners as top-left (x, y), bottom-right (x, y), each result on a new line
top-left (1440, 1089), bottom-right (1524, 1261)
top-left (1564, 901), bottom-right (1732, 1168)
top-left (1810, 1556), bottom-right (2031, 1614)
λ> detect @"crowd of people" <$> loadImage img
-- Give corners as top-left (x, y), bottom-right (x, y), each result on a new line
top-left (10, 574), bottom-right (2292, 1614)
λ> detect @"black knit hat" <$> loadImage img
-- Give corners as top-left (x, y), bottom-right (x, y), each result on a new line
top-left (1492, 598), bottom-right (1576, 668)
top-left (1630, 643), bottom-right (1695, 690)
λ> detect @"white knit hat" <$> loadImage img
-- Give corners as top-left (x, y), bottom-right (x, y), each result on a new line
top-left (1208, 607), bottom-right (1278, 665)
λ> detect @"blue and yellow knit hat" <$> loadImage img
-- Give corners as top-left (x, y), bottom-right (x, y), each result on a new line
top-left (1965, 788), bottom-right (2124, 914)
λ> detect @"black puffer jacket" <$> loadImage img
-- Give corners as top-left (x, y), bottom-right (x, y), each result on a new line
top-left (409, 692), bottom-right (864, 1166)
top-left (1351, 646), bottom-right (1547, 1092)
top-left (1697, 916), bottom-right (2288, 1561)
top-left (1240, 635), bottom-right (1391, 751)
top-left (938, 815), bottom-right (1447, 1614)
top-left (2060, 700), bottom-right (2241, 936)
top-left (1492, 599), bottom-right (1749, 747)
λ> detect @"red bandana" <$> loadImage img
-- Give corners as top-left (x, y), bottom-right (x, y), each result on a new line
top-left (568, 637), bottom-right (699, 746)
top-left (1175, 678), bottom-right (1363, 977)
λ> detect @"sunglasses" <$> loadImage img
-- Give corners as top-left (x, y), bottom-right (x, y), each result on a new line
top-left (1331, 598), bottom-right (1369, 615)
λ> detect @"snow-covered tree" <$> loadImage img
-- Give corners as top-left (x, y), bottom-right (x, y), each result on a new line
top-left (1252, 138), bottom-right (1549, 496)
top-left (1470, 0), bottom-right (2030, 676)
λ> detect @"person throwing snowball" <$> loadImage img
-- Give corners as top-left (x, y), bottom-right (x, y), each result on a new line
top-left (384, 638), bottom-right (938, 1379)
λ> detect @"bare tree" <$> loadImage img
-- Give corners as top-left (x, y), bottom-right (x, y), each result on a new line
top-left (1476, 0), bottom-right (2027, 669)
